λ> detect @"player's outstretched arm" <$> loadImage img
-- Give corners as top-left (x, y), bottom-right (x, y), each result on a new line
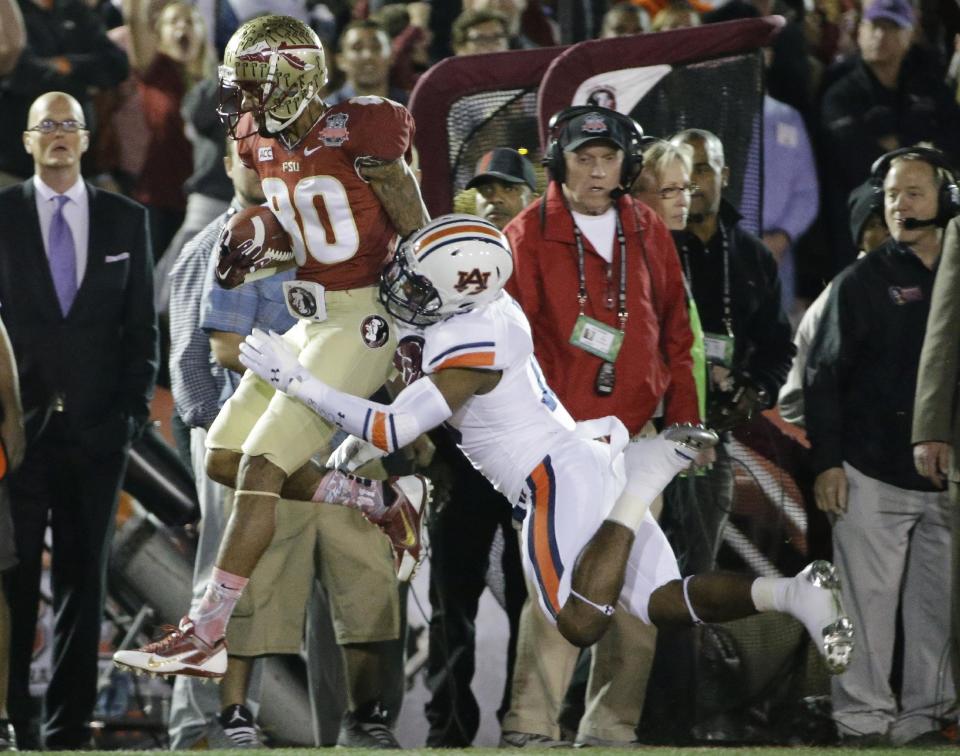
top-left (238, 329), bottom-right (496, 453)
top-left (358, 157), bottom-right (430, 237)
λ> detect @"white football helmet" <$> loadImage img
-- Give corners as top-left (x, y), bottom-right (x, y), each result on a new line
top-left (380, 214), bottom-right (514, 326)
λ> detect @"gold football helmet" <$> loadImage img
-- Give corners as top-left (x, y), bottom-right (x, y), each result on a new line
top-left (219, 15), bottom-right (327, 138)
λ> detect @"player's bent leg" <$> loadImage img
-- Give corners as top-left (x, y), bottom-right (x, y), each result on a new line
top-left (648, 573), bottom-right (757, 626)
top-left (648, 563), bottom-right (855, 674)
top-left (556, 521), bottom-right (634, 648)
top-left (113, 454), bottom-right (287, 681)
top-left (284, 464), bottom-right (432, 582)
top-left (216, 454), bottom-right (288, 575)
top-left (205, 448), bottom-right (243, 488)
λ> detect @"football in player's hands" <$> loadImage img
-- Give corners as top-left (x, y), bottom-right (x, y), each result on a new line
top-left (216, 206), bottom-right (296, 289)
top-left (238, 329), bottom-right (309, 393)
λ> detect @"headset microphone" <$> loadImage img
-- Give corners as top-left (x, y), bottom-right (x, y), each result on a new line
top-left (902, 217), bottom-right (940, 230)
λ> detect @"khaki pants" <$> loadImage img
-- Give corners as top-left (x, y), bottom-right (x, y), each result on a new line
top-left (502, 423), bottom-right (660, 743)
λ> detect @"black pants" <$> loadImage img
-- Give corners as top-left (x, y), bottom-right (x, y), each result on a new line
top-left (5, 424), bottom-right (128, 749)
top-left (424, 453), bottom-right (526, 747)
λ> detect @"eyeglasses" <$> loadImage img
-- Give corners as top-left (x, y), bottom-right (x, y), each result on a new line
top-left (657, 183), bottom-right (698, 199)
top-left (465, 33), bottom-right (508, 45)
top-left (28, 119), bottom-right (86, 134)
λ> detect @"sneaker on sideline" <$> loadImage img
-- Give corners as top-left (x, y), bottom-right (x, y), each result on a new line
top-left (499, 730), bottom-right (571, 748)
top-left (217, 703), bottom-right (262, 748)
top-left (337, 701), bottom-right (399, 749)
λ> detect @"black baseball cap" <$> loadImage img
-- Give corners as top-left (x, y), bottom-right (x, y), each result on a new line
top-left (848, 180), bottom-right (883, 246)
top-left (466, 148), bottom-right (537, 192)
top-left (558, 110), bottom-right (629, 153)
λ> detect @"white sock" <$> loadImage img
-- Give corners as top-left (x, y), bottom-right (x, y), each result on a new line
top-left (607, 438), bottom-right (684, 530)
top-left (606, 491), bottom-right (648, 531)
top-left (750, 576), bottom-right (790, 613)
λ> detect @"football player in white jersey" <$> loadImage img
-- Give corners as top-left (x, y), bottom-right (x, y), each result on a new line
top-left (238, 214), bottom-right (855, 673)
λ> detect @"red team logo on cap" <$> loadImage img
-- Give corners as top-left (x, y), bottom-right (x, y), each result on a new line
top-left (581, 113), bottom-right (609, 135)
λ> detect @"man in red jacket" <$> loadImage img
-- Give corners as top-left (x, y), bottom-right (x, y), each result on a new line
top-left (500, 107), bottom-right (700, 748)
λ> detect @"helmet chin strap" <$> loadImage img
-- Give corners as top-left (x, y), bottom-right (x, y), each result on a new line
top-left (266, 88), bottom-right (323, 141)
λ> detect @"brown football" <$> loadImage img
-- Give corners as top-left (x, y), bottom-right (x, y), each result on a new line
top-left (215, 205), bottom-right (296, 289)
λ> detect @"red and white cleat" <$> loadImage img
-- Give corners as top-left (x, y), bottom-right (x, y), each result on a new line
top-left (379, 475), bottom-right (432, 582)
top-left (112, 617), bottom-right (227, 679)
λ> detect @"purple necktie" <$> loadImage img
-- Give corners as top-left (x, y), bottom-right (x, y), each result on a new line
top-left (49, 194), bottom-right (77, 315)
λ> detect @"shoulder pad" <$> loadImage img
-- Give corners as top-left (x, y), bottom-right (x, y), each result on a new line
top-left (422, 309), bottom-right (501, 374)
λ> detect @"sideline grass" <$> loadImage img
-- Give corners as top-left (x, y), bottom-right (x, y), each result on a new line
top-left (44, 748), bottom-right (938, 755)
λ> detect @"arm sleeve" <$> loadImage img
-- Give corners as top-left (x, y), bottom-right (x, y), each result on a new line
top-left (121, 202), bottom-right (159, 430)
top-left (913, 217), bottom-right (960, 443)
top-left (169, 230), bottom-right (226, 429)
top-left (504, 211), bottom-right (543, 319)
top-left (290, 374), bottom-right (453, 453)
top-left (742, 240), bottom-right (796, 403)
top-left (769, 110), bottom-right (819, 242)
top-left (804, 272), bottom-right (863, 473)
top-left (777, 285), bottom-right (831, 427)
top-left (648, 220), bottom-right (699, 425)
top-left (199, 246), bottom-right (262, 336)
top-left (345, 98), bottom-right (414, 162)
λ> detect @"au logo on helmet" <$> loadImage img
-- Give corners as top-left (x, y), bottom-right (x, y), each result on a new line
top-left (454, 269), bottom-right (491, 294)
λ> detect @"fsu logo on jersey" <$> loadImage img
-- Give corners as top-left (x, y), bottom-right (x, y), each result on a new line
top-left (360, 315), bottom-right (390, 348)
top-left (286, 285), bottom-right (318, 317)
top-left (454, 268), bottom-right (491, 295)
top-left (318, 112), bottom-right (350, 147)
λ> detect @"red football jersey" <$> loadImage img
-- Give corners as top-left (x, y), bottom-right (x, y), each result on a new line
top-left (238, 97), bottom-right (414, 290)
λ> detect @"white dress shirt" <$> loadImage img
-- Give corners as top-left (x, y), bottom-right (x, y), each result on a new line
top-left (33, 175), bottom-right (89, 287)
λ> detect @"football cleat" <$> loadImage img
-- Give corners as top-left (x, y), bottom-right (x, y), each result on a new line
top-left (378, 475), bottom-right (432, 582)
top-left (662, 423), bottom-right (719, 463)
top-left (783, 560), bottom-right (854, 674)
top-left (112, 617), bottom-right (227, 679)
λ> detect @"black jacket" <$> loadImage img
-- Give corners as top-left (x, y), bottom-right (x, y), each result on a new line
top-left (0, 181), bottom-right (157, 452)
top-left (819, 49), bottom-right (960, 268)
top-left (804, 238), bottom-right (937, 491)
top-left (674, 201), bottom-right (795, 405)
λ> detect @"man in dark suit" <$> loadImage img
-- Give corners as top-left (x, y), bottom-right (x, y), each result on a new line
top-left (0, 90), bottom-right (157, 750)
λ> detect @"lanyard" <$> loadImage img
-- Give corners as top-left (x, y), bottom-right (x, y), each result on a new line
top-left (682, 222), bottom-right (733, 337)
top-left (573, 210), bottom-right (629, 332)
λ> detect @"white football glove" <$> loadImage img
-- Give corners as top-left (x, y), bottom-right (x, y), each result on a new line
top-left (326, 434), bottom-right (386, 472)
top-left (239, 328), bottom-right (310, 394)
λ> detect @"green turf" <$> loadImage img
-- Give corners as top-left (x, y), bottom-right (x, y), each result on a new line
top-left (31, 748), bottom-right (946, 755)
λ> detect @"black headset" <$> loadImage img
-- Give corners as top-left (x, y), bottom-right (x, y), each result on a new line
top-left (543, 106), bottom-right (645, 191)
top-left (870, 146), bottom-right (960, 227)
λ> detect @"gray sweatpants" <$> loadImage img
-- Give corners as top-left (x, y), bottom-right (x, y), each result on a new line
top-left (831, 463), bottom-right (954, 744)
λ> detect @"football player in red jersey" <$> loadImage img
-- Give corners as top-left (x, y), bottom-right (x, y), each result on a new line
top-left (114, 15), bottom-right (430, 684)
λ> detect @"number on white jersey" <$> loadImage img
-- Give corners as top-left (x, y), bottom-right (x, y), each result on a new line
top-left (262, 176), bottom-right (361, 266)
